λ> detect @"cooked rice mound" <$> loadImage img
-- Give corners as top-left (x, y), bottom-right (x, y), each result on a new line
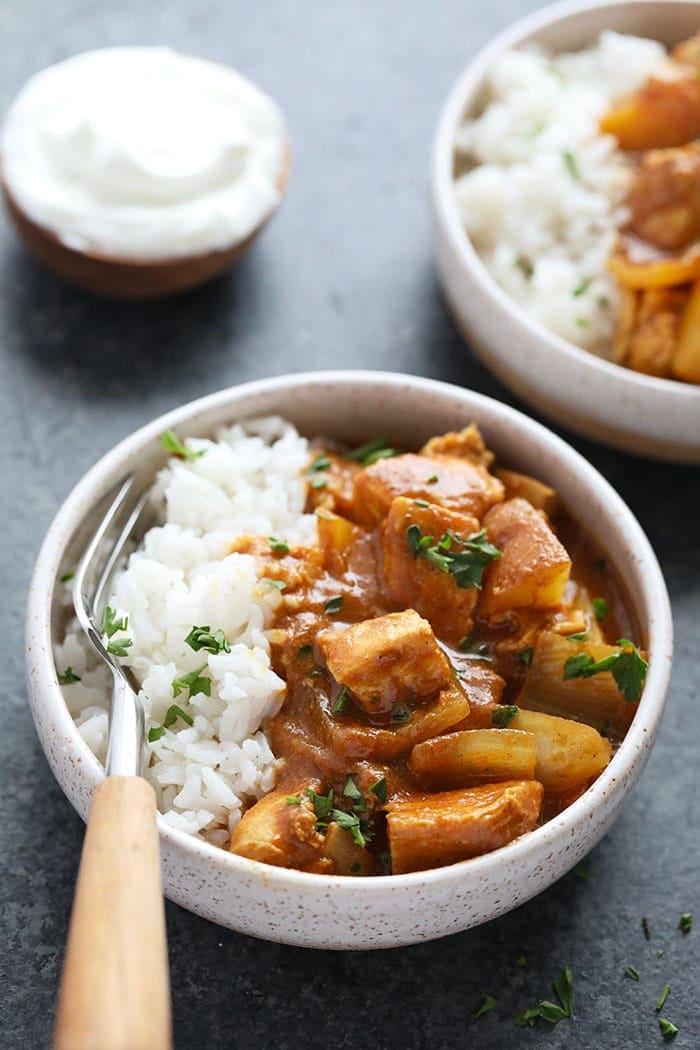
top-left (454, 31), bottom-right (666, 354)
top-left (56, 417), bottom-right (318, 844)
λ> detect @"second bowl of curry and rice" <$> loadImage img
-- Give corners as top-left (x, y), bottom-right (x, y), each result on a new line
top-left (27, 372), bottom-right (671, 947)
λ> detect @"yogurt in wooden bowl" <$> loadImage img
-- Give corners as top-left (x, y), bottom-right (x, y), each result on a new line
top-left (1, 47), bottom-right (290, 298)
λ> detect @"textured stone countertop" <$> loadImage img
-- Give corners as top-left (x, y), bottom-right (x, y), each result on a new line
top-left (1, 1), bottom-right (698, 1047)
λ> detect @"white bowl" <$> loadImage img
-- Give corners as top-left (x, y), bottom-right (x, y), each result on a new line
top-left (26, 371), bottom-right (673, 948)
top-left (431, 0), bottom-right (700, 463)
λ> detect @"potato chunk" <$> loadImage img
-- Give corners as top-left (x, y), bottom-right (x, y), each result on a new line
top-left (318, 609), bottom-right (452, 715)
top-left (495, 468), bottom-right (558, 515)
top-left (380, 497), bottom-right (480, 645)
top-left (408, 728), bottom-right (537, 787)
top-left (353, 453), bottom-right (504, 525)
top-left (386, 781), bottom-right (543, 874)
top-left (510, 709), bottom-right (612, 795)
top-left (518, 631), bottom-right (637, 731)
top-left (480, 498), bottom-right (571, 616)
top-left (322, 823), bottom-right (375, 876)
top-left (599, 69), bottom-right (700, 150)
top-left (229, 788), bottom-right (331, 873)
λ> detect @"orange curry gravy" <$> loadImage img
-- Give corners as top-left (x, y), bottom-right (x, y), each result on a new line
top-left (228, 428), bottom-right (641, 876)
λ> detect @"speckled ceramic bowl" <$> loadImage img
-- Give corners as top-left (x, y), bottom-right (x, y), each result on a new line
top-left (26, 371), bottom-right (672, 948)
top-left (432, 0), bottom-right (700, 462)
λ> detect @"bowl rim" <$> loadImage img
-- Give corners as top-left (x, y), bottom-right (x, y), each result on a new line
top-left (26, 369), bottom-right (674, 897)
top-left (430, 0), bottom-right (700, 403)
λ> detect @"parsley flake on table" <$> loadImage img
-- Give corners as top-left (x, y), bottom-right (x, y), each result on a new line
top-left (679, 913), bottom-right (693, 933)
top-left (406, 525), bottom-right (500, 590)
top-left (656, 985), bottom-right (671, 1012)
top-left (184, 625), bottom-right (231, 655)
top-left (161, 430), bottom-right (205, 461)
top-left (471, 994), bottom-right (496, 1019)
top-left (658, 1018), bottom-right (679, 1038)
top-left (563, 639), bottom-right (647, 703)
top-left (515, 967), bottom-right (573, 1028)
top-left (57, 667), bottom-right (81, 685)
top-left (171, 665), bottom-right (211, 699)
top-left (624, 965), bottom-right (640, 981)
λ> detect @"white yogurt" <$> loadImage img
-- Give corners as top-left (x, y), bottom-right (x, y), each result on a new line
top-left (0, 47), bottom-right (288, 259)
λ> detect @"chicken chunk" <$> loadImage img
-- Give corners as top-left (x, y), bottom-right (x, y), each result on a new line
top-left (229, 788), bottom-right (332, 873)
top-left (600, 67), bottom-right (700, 150)
top-left (420, 423), bottom-right (494, 468)
top-left (317, 609), bottom-right (452, 715)
top-left (627, 287), bottom-right (688, 378)
top-left (495, 468), bottom-right (558, 515)
top-left (480, 498), bottom-right (571, 617)
top-left (627, 144), bottom-right (700, 252)
top-left (380, 497), bottom-right (481, 645)
top-left (386, 780), bottom-right (543, 873)
top-left (352, 452), bottom-right (504, 526)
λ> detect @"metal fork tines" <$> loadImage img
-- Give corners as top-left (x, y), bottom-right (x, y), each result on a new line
top-left (72, 476), bottom-right (152, 778)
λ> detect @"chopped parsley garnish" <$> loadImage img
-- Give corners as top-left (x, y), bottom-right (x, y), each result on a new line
top-left (285, 795), bottom-right (302, 805)
top-left (472, 994), bottom-right (496, 1019)
top-left (333, 806), bottom-right (371, 848)
top-left (391, 706), bottom-right (410, 722)
top-left (573, 277), bottom-right (593, 297)
top-left (427, 475), bottom-right (439, 484)
top-left (568, 631), bottom-right (589, 642)
top-left (679, 913), bottom-right (693, 933)
top-left (310, 475), bottom-right (328, 490)
top-left (515, 967), bottom-right (573, 1028)
top-left (324, 595), bottom-right (343, 615)
top-left (413, 499), bottom-right (430, 508)
top-left (624, 965), bottom-right (640, 981)
top-left (492, 705), bottom-right (519, 728)
top-left (517, 956), bottom-right (526, 968)
top-left (184, 625), bottom-right (231, 655)
top-left (350, 862), bottom-right (361, 873)
top-left (308, 454), bottom-right (332, 473)
top-left (148, 704), bottom-right (194, 742)
top-left (344, 438), bottom-right (397, 467)
top-left (600, 719), bottom-right (613, 738)
top-left (262, 578), bottom-right (286, 590)
top-left (563, 639), bottom-right (647, 703)
top-left (517, 646), bottom-right (533, 665)
top-left (305, 787), bottom-right (334, 823)
top-left (406, 525), bottom-right (501, 590)
top-left (575, 317), bottom-right (590, 328)
top-left (268, 536), bottom-right (290, 554)
top-left (563, 150), bottom-right (580, 180)
top-left (592, 597), bottom-right (609, 622)
top-left (343, 776), bottom-right (363, 803)
top-left (172, 664), bottom-right (211, 699)
top-left (379, 848), bottom-right (392, 871)
top-left (514, 254), bottom-right (534, 280)
top-left (59, 570), bottom-right (75, 583)
top-left (161, 430), bottom-right (205, 461)
top-left (296, 644), bottom-right (313, 661)
top-left (370, 776), bottom-right (388, 804)
top-left (332, 688), bottom-right (350, 714)
top-left (572, 863), bottom-right (589, 880)
top-left (58, 667), bottom-right (81, 685)
top-left (597, 296), bottom-right (610, 311)
top-left (656, 986), bottom-right (671, 1012)
top-left (658, 1018), bottom-right (679, 1038)
top-left (459, 642), bottom-right (492, 664)
top-left (101, 606), bottom-right (133, 658)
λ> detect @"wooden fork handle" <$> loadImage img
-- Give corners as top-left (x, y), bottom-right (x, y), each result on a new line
top-left (53, 776), bottom-right (172, 1050)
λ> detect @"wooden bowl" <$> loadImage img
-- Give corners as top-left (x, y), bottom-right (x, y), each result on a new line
top-left (1, 148), bottom-right (290, 299)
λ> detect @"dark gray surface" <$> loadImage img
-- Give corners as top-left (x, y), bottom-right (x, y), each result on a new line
top-left (1, 1), bottom-right (698, 1047)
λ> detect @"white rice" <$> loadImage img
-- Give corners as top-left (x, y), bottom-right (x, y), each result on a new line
top-left (56, 417), bottom-right (318, 842)
top-left (454, 31), bottom-right (666, 354)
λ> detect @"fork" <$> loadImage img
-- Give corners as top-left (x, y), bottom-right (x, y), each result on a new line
top-left (53, 477), bottom-right (172, 1050)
